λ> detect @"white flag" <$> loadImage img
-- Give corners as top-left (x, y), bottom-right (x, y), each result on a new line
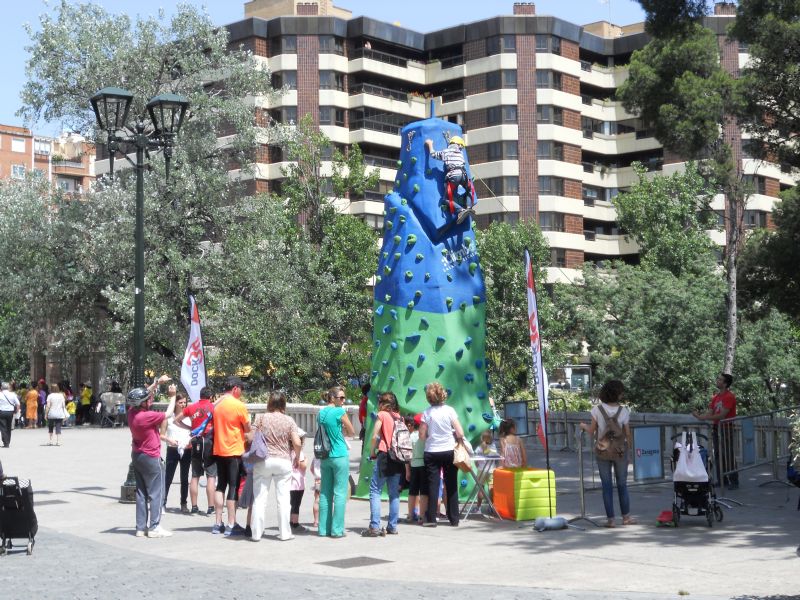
top-left (180, 294), bottom-right (207, 403)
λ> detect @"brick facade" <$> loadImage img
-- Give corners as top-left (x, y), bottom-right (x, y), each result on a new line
top-left (563, 109), bottom-right (581, 130)
top-left (464, 39), bottom-right (486, 62)
top-left (764, 177), bottom-right (779, 198)
top-left (297, 3), bottom-right (320, 16)
top-left (561, 74), bottom-right (580, 96)
top-left (513, 3), bottom-right (536, 15)
top-left (464, 109), bottom-right (487, 132)
top-left (564, 213), bottom-right (583, 234)
top-left (560, 40), bottom-right (579, 61)
top-left (564, 179), bottom-right (582, 200)
top-left (713, 2), bottom-right (736, 15)
top-left (465, 73), bottom-right (486, 97)
top-left (231, 37), bottom-right (268, 57)
top-left (565, 249), bottom-right (584, 268)
top-left (563, 144), bottom-right (582, 164)
top-left (516, 33), bottom-right (538, 223)
top-left (297, 36), bottom-right (320, 124)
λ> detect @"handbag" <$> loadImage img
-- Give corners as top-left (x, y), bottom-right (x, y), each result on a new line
top-left (453, 439), bottom-right (472, 472)
top-left (243, 424), bottom-right (269, 464)
top-left (673, 432), bottom-right (709, 483)
top-left (314, 414), bottom-right (332, 459)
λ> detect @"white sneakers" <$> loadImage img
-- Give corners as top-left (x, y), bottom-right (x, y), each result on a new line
top-left (146, 525), bottom-right (173, 538)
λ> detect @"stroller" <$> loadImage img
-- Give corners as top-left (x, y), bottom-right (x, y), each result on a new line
top-left (670, 431), bottom-right (723, 527)
top-left (0, 475), bottom-right (38, 555)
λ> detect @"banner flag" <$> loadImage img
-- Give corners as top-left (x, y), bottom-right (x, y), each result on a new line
top-left (180, 294), bottom-right (207, 403)
top-left (525, 250), bottom-right (549, 451)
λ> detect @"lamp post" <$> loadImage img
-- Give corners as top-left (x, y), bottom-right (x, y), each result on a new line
top-left (90, 87), bottom-right (188, 388)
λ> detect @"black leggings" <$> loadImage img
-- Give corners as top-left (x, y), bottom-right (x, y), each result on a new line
top-left (424, 450), bottom-right (459, 526)
top-left (290, 489), bottom-right (304, 516)
top-left (164, 447), bottom-right (191, 505)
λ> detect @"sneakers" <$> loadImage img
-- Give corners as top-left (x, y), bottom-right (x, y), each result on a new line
top-left (181, 504), bottom-right (190, 515)
top-left (384, 527), bottom-right (399, 535)
top-left (206, 507), bottom-right (215, 516)
top-left (135, 530), bottom-right (146, 538)
top-left (291, 524), bottom-right (309, 533)
top-left (361, 527), bottom-right (385, 538)
top-left (211, 523), bottom-right (225, 535)
top-left (190, 506), bottom-right (200, 515)
top-left (245, 525), bottom-right (252, 538)
top-left (422, 521), bottom-right (438, 528)
top-left (456, 207), bottom-right (475, 224)
top-left (224, 523), bottom-right (247, 537)
top-left (146, 525), bottom-right (173, 538)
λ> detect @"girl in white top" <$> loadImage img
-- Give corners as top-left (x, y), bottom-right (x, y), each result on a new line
top-left (162, 393), bottom-right (192, 512)
top-left (45, 382), bottom-right (68, 446)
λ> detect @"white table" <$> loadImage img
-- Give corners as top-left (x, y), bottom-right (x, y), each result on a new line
top-left (459, 455), bottom-right (503, 520)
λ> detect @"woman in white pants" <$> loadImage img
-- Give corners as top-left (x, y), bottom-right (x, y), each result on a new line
top-left (249, 391), bottom-right (301, 541)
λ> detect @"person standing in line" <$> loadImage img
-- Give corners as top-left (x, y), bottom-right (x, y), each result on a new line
top-left (363, 391), bottom-right (404, 537)
top-left (37, 379), bottom-right (48, 427)
top-left (162, 393), bottom-right (192, 513)
top-left (249, 391), bottom-right (301, 542)
top-left (419, 382), bottom-right (467, 528)
top-left (289, 428), bottom-right (309, 533)
top-left (0, 382), bottom-right (20, 448)
top-left (693, 373), bottom-right (739, 489)
top-left (172, 386), bottom-right (217, 515)
top-left (44, 382), bottom-right (68, 446)
top-left (25, 384), bottom-right (39, 429)
top-left (318, 386), bottom-right (355, 538)
top-left (128, 374), bottom-right (173, 538)
top-left (580, 379), bottom-right (636, 527)
top-left (211, 376), bottom-right (251, 537)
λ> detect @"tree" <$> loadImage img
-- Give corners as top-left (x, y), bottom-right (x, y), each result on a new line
top-left (620, 7), bottom-right (747, 375)
top-left (476, 220), bottom-right (569, 402)
top-left (613, 162), bottom-right (717, 276)
top-left (565, 262), bottom-right (726, 412)
top-left (739, 187), bottom-right (800, 322)
top-left (731, 0), bottom-right (800, 170)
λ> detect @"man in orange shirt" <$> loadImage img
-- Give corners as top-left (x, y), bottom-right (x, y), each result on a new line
top-left (211, 376), bottom-right (251, 535)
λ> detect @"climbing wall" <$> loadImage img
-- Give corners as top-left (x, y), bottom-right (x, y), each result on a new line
top-left (356, 117), bottom-right (491, 497)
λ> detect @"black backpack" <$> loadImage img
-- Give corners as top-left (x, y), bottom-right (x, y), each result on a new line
top-left (314, 412), bottom-right (332, 459)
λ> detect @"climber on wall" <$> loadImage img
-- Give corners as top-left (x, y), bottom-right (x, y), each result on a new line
top-left (425, 135), bottom-right (477, 225)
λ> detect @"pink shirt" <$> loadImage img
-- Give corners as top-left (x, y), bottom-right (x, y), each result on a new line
top-left (129, 407), bottom-right (166, 458)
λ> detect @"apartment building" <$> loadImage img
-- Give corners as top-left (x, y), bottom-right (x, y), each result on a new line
top-left (224, 1), bottom-right (792, 281)
top-left (0, 125), bottom-right (95, 194)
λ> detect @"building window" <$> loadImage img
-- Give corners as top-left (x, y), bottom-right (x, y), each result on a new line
top-left (539, 212), bottom-right (565, 232)
top-left (742, 175), bottom-right (767, 195)
top-left (536, 70), bottom-right (563, 90)
top-left (488, 212), bottom-right (519, 226)
top-left (319, 107), bottom-right (346, 127)
top-left (481, 176), bottom-right (519, 196)
top-left (486, 70), bottom-right (517, 91)
top-left (537, 140), bottom-right (563, 160)
top-left (319, 35), bottom-right (345, 55)
top-left (269, 107), bottom-right (298, 124)
top-left (34, 140), bottom-right (51, 155)
top-left (11, 138), bottom-right (26, 153)
top-left (486, 141), bottom-right (519, 161)
top-left (11, 164), bottom-right (25, 179)
top-left (743, 210), bottom-right (768, 228)
top-left (486, 35), bottom-right (517, 55)
top-left (319, 70), bottom-right (345, 91)
top-left (536, 35), bottom-right (561, 55)
top-left (550, 248), bottom-right (566, 267)
top-left (33, 168), bottom-right (45, 178)
top-left (539, 176), bottom-right (564, 196)
top-left (536, 105), bottom-right (563, 126)
top-left (582, 185), bottom-right (602, 205)
top-left (487, 105), bottom-right (517, 125)
top-left (270, 36), bottom-right (297, 55)
top-left (271, 71), bottom-right (297, 90)
top-left (361, 214), bottom-right (385, 231)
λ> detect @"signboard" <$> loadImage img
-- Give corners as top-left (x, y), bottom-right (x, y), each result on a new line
top-left (503, 401), bottom-right (529, 437)
top-left (741, 418), bottom-right (755, 466)
top-left (633, 426), bottom-right (663, 481)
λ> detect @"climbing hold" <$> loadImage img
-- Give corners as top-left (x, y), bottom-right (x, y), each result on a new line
top-left (393, 235), bottom-right (402, 244)
top-left (389, 309), bottom-right (398, 320)
top-left (371, 412), bottom-right (378, 419)
top-left (414, 290), bottom-right (422, 298)
top-left (375, 275), bottom-right (382, 283)
top-left (419, 317), bottom-right (429, 328)
top-left (395, 180), bottom-right (400, 186)
top-left (386, 220), bottom-right (393, 230)
top-left (455, 348), bottom-right (463, 359)
top-left (424, 273), bottom-right (431, 281)
top-left (426, 168), bottom-right (432, 175)
top-left (413, 184), bottom-right (420, 193)
top-left (446, 388), bottom-right (453, 396)
top-left (407, 300), bottom-right (415, 308)
top-left (469, 262), bottom-right (477, 275)
top-left (384, 265), bottom-right (392, 275)
top-left (464, 237), bottom-right (472, 246)
top-left (465, 336), bottom-right (473, 347)
top-left (418, 353), bottom-right (426, 363)
top-left (464, 373), bottom-right (474, 382)
top-left (468, 424), bottom-right (476, 432)
top-left (475, 359), bottom-right (484, 369)
top-left (403, 172), bottom-right (408, 179)
top-left (406, 364), bottom-right (415, 371)
top-left (466, 406), bottom-right (473, 413)
top-left (459, 302), bottom-right (467, 311)
top-left (389, 206), bottom-right (397, 214)
top-left (411, 156), bottom-right (417, 164)
top-left (372, 370), bottom-right (378, 377)
top-left (445, 297), bottom-right (453, 309)
top-left (399, 215), bottom-right (406, 224)
top-left (437, 363), bottom-right (445, 372)
top-left (384, 294), bottom-right (391, 302)
top-left (406, 334), bottom-right (420, 344)
top-left (401, 198), bottom-right (408, 205)
top-left (473, 295), bottom-right (481, 304)
top-left (446, 274), bottom-right (453, 282)
top-left (407, 387), bottom-right (417, 395)
top-left (390, 342), bottom-right (398, 350)
top-left (436, 336), bottom-right (446, 345)
top-left (389, 376), bottom-right (396, 382)
top-left (382, 360), bottom-right (388, 366)
top-left (477, 392), bottom-right (486, 399)
top-left (407, 234), bottom-right (417, 245)
top-left (405, 270), bottom-right (413, 281)
top-left (394, 252), bottom-right (402, 261)
top-left (382, 325), bottom-right (392, 335)
top-left (375, 305), bottom-right (384, 316)
top-left (375, 340), bottom-right (381, 348)
top-left (396, 159), bottom-right (403, 167)
top-left (382, 251), bottom-right (388, 259)
top-left (473, 321), bottom-right (480, 328)
top-left (461, 479), bottom-right (468, 488)
top-left (441, 248), bottom-right (448, 256)
top-left (415, 253), bottom-right (424, 262)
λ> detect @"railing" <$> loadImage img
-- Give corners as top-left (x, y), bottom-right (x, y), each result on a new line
top-left (440, 55), bottom-right (464, 69)
top-left (350, 48), bottom-right (408, 68)
top-left (441, 89), bottom-right (465, 103)
top-left (53, 159), bottom-right (85, 169)
top-left (583, 230), bottom-right (597, 241)
top-left (636, 129), bottom-right (655, 139)
top-left (583, 197), bottom-right (595, 207)
top-left (363, 155), bottom-right (399, 169)
top-left (580, 59), bottom-right (592, 72)
top-left (582, 162), bottom-right (594, 173)
top-left (349, 119), bottom-right (403, 135)
top-left (349, 82), bottom-right (409, 102)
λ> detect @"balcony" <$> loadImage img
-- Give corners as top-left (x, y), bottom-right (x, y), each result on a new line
top-left (440, 55), bottom-right (464, 69)
top-left (349, 119), bottom-right (402, 135)
top-left (350, 48), bottom-right (409, 68)
top-left (350, 82), bottom-right (409, 102)
top-left (363, 155), bottom-right (398, 169)
top-left (441, 89), bottom-right (465, 103)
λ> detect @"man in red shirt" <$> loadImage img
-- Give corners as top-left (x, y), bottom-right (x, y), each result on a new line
top-left (173, 386), bottom-right (217, 515)
top-left (694, 373), bottom-right (739, 489)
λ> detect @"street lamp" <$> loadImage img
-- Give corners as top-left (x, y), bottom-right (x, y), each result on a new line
top-left (91, 87), bottom-right (189, 388)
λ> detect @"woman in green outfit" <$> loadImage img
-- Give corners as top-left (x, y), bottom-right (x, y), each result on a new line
top-left (318, 386), bottom-right (355, 537)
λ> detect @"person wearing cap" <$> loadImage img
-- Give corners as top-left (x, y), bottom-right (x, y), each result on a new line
top-left (172, 386), bottom-right (217, 515)
top-left (424, 135), bottom-right (477, 225)
top-left (211, 375), bottom-right (251, 536)
top-left (128, 374), bottom-right (173, 538)
top-left (249, 390), bottom-right (301, 541)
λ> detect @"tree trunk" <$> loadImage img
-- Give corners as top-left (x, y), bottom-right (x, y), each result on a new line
top-left (723, 190), bottom-right (739, 375)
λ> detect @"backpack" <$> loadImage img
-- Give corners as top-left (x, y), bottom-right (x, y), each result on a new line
top-left (387, 414), bottom-right (413, 463)
top-left (594, 405), bottom-right (627, 461)
top-left (314, 411), bottom-right (332, 459)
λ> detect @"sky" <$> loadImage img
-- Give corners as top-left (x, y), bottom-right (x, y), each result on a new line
top-left (1, 0), bottom-right (646, 135)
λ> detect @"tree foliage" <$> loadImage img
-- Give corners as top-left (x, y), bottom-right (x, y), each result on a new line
top-left (614, 163), bottom-right (717, 276)
top-left (636, 0), bottom-right (710, 37)
top-left (731, 0), bottom-right (800, 170)
top-left (476, 221), bottom-right (569, 402)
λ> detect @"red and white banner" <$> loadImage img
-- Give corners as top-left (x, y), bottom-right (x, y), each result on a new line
top-left (525, 250), bottom-right (549, 450)
top-left (180, 294), bottom-right (207, 403)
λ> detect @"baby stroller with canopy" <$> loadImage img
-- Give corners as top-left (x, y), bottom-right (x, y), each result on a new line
top-left (670, 431), bottom-right (723, 527)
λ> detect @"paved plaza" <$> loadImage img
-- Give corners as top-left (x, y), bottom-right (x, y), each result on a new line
top-left (0, 426), bottom-right (798, 600)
